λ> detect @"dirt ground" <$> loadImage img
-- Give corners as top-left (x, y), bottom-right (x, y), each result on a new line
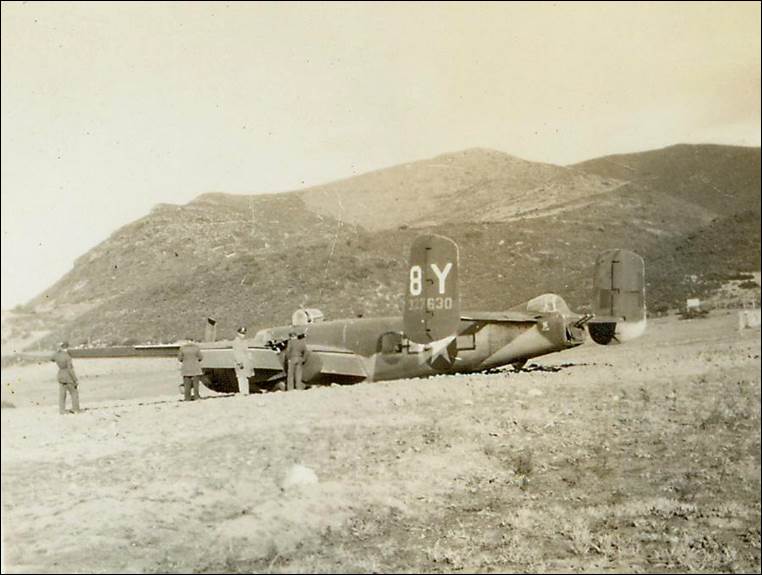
top-left (1, 311), bottom-right (760, 573)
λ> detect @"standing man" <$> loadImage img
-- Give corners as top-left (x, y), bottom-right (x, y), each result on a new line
top-left (285, 331), bottom-right (308, 391)
top-left (233, 326), bottom-right (253, 395)
top-left (178, 338), bottom-right (203, 401)
top-left (52, 341), bottom-right (80, 414)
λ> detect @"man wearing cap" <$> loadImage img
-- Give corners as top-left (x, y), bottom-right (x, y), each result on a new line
top-left (233, 326), bottom-right (253, 395)
top-left (285, 331), bottom-right (308, 391)
top-left (178, 338), bottom-right (204, 401)
top-left (52, 342), bottom-right (80, 414)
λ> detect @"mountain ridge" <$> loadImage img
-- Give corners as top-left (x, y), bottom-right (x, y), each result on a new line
top-left (4, 143), bottom-right (759, 349)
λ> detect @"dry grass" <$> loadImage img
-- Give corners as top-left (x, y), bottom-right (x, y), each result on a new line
top-left (1, 312), bottom-right (760, 573)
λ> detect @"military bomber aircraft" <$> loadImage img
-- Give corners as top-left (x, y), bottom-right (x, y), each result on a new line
top-left (99, 234), bottom-right (646, 393)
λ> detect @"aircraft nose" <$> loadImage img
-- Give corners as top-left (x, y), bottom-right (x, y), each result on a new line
top-left (541, 311), bottom-right (585, 347)
top-left (563, 321), bottom-right (586, 345)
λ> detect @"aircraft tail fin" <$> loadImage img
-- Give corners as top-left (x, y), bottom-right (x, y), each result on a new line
top-left (588, 249), bottom-right (646, 344)
top-left (403, 234), bottom-right (460, 344)
top-left (203, 317), bottom-right (217, 342)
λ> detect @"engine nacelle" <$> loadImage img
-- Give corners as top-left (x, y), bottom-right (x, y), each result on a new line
top-left (588, 318), bottom-right (647, 345)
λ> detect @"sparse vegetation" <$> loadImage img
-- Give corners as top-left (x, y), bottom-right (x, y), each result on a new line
top-left (513, 447), bottom-right (533, 477)
top-left (3, 144), bottom-right (760, 350)
top-left (2, 311), bottom-right (758, 573)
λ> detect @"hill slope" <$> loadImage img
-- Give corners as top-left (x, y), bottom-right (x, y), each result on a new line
top-left (6, 144), bottom-right (760, 348)
top-left (300, 148), bottom-right (621, 229)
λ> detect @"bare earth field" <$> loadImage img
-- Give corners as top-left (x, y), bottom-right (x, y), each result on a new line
top-left (1, 311), bottom-right (760, 573)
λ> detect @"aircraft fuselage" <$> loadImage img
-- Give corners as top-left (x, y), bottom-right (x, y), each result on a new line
top-left (238, 310), bottom-right (585, 388)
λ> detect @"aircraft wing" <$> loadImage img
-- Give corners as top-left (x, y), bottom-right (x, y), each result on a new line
top-left (307, 345), bottom-right (368, 379)
top-left (44, 341), bottom-right (367, 386)
top-left (67, 345), bottom-right (180, 359)
top-left (9, 346), bottom-right (179, 363)
top-left (10, 345), bottom-right (182, 364)
top-left (194, 342), bottom-right (367, 379)
top-left (461, 311), bottom-right (542, 323)
top-left (587, 315), bottom-right (629, 323)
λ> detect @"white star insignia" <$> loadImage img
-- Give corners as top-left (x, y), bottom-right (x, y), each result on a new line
top-left (419, 335), bottom-right (456, 366)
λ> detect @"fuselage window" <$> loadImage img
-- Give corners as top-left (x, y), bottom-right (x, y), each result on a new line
top-left (379, 332), bottom-right (404, 354)
top-left (457, 333), bottom-right (476, 350)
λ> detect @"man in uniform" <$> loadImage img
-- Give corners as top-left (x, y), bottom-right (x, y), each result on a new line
top-left (178, 338), bottom-right (203, 401)
top-left (285, 331), bottom-right (308, 391)
top-left (233, 326), bottom-right (253, 395)
top-left (52, 341), bottom-right (80, 414)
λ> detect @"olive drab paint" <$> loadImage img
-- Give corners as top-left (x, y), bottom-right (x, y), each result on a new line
top-left (403, 234), bottom-right (460, 343)
top-left (77, 234), bottom-right (648, 393)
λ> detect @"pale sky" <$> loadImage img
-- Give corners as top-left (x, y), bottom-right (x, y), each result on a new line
top-left (1, 1), bottom-right (760, 309)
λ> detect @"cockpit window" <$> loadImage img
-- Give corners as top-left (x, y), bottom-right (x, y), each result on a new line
top-left (379, 331), bottom-right (404, 354)
top-left (526, 293), bottom-right (571, 314)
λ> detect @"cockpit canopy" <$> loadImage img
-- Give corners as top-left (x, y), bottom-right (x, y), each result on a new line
top-left (525, 293), bottom-right (572, 315)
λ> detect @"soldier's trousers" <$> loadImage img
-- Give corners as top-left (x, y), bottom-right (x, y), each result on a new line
top-left (235, 367), bottom-right (251, 395)
top-left (183, 376), bottom-right (201, 401)
top-left (286, 360), bottom-right (304, 391)
top-left (59, 383), bottom-right (80, 414)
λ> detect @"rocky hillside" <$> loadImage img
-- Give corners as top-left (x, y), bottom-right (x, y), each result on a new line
top-left (7, 144), bottom-right (760, 348)
top-left (300, 148), bottom-right (620, 229)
